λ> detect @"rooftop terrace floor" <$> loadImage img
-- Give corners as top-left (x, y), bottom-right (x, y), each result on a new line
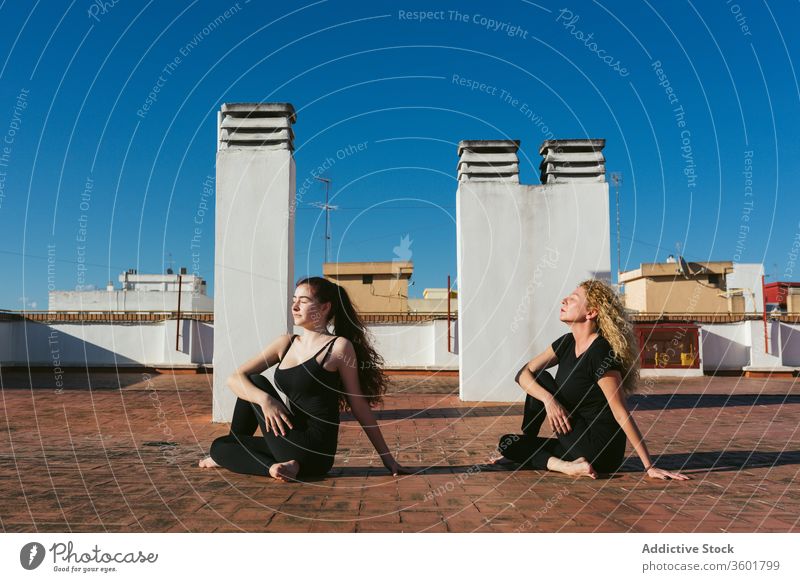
top-left (1, 372), bottom-right (798, 533)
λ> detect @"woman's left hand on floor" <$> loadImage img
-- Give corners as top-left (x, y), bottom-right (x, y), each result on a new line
top-left (383, 458), bottom-right (413, 476)
top-left (646, 466), bottom-right (691, 480)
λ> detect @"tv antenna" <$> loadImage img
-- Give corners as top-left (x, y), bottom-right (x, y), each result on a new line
top-left (676, 255), bottom-right (696, 279)
top-left (311, 177), bottom-right (338, 264)
top-left (165, 252), bottom-right (175, 275)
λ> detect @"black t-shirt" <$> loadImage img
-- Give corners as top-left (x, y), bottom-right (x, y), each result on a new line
top-left (550, 333), bottom-right (623, 423)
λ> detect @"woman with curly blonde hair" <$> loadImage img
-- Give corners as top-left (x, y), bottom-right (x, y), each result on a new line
top-left (495, 279), bottom-right (689, 480)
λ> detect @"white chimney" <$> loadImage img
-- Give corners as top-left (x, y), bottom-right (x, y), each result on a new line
top-left (539, 139), bottom-right (605, 184)
top-left (457, 140), bottom-right (520, 183)
top-left (214, 102), bottom-right (297, 422)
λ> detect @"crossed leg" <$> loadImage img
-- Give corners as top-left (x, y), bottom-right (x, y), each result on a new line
top-left (199, 374), bottom-right (300, 481)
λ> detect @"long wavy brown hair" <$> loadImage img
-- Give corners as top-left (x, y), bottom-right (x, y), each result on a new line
top-left (579, 278), bottom-right (640, 395)
top-left (296, 276), bottom-right (388, 410)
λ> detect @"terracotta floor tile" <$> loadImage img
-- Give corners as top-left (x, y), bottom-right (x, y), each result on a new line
top-left (1, 372), bottom-right (798, 532)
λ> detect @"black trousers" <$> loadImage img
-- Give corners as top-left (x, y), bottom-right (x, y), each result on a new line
top-left (209, 374), bottom-right (335, 478)
top-left (498, 371), bottom-right (626, 472)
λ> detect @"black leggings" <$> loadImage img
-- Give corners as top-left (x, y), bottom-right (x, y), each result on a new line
top-left (209, 374), bottom-right (335, 478)
top-left (498, 371), bottom-right (626, 472)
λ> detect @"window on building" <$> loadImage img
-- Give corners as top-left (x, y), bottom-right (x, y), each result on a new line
top-left (708, 274), bottom-right (720, 286)
top-left (362, 275), bottom-right (373, 285)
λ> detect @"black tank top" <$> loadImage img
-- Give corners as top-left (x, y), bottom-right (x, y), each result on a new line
top-left (274, 335), bottom-right (342, 435)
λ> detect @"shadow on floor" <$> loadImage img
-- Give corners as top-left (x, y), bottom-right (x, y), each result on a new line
top-left (350, 393), bottom-right (800, 422)
top-left (323, 450), bottom-right (800, 479)
top-left (344, 405), bottom-right (524, 421)
top-left (0, 371), bottom-right (173, 390)
top-left (629, 393), bottom-right (800, 411)
top-left (618, 449), bottom-right (800, 473)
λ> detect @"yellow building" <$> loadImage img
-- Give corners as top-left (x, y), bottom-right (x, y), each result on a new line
top-left (620, 261), bottom-right (746, 314)
top-left (408, 288), bottom-right (458, 314)
top-left (322, 261), bottom-right (412, 313)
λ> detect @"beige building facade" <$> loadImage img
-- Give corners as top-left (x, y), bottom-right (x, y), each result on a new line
top-left (787, 287), bottom-right (800, 313)
top-left (322, 261), bottom-right (413, 313)
top-left (620, 261), bottom-right (746, 314)
top-left (408, 288), bottom-right (458, 314)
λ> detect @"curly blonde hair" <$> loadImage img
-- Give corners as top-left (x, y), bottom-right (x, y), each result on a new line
top-left (579, 278), bottom-right (640, 395)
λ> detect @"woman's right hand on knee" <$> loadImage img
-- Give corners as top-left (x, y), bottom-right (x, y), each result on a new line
top-left (260, 395), bottom-right (294, 436)
top-left (543, 396), bottom-right (571, 435)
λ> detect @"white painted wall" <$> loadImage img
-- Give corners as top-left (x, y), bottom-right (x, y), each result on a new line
top-left (190, 322), bottom-right (214, 365)
top-left (780, 323), bottom-right (800, 366)
top-left (0, 320), bottom-right (14, 363)
top-left (457, 180), bottom-right (612, 401)
top-left (352, 320), bottom-right (458, 369)
top-left (726, 263), bottom-right (764, 313)
top-left (0, 320), bottom-right (208, 366)
top-left (361, 323), bottom-right (433, 368)
top-left (0, 320), bottom-right (455, 370)
top-left (431, 319), bottom-right (459, 369)
top-left (49, 290), bottom-right (213, 312)
top-left (745, 319), bottom-right (788, 370)
top-left (700, 323), bottom-right (750, 371)
top-left (3, 319), bottom-right (798, 388)
top-left (213, 147), bottom-right (296, 422)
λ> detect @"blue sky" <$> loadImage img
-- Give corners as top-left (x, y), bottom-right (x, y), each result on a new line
top-left (0, 0), bottom-right (798, 309)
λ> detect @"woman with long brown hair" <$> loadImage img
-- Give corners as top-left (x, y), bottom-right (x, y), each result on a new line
top-left (199, 276), bottom-right (409, 482)
top-left (495, 279), bottom-right (689, 480)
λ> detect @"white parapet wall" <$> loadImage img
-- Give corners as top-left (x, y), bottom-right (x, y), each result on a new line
top-left (457, 139), bottom-right (612, 402)
top-left (213, 103), bottom-right (297, 422)
top-left (699, 322), bottom-right (751, 372)
top-left (0, 319), bottom-right (447, 370)
top-left (3, 318), bottom-right (798, 377)
top-left (0, 319), bottom-right (213, 367)
top-left (351, 319), bottom-right (458, 369)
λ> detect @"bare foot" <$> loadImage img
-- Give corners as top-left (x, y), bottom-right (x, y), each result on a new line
top-left (269, 460), bottom-right (300, 482)
top-left (548, 456), bottom-right (597, 479)
top-left (198, 456), bottom-right (220, 469)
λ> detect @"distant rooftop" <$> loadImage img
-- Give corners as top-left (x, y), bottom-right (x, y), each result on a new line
top-left (323, 261), bottom-right (413, 277)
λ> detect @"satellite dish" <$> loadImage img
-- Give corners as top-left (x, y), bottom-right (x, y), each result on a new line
top-left (677, 256), bottom-right (693, 278)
